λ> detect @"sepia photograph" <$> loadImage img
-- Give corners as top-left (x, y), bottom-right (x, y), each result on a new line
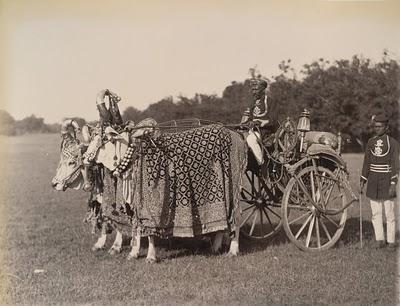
top-left (0, 0), bottom-right (399, 304)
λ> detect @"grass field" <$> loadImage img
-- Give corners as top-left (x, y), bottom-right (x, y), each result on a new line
top-left (0, 134), bottom-right (398, 305)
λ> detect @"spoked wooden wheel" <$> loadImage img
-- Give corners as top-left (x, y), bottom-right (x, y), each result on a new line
top-left (282, 166), bottom-right (347, 252)
top-left (240, 169), bottom-right (283, 240)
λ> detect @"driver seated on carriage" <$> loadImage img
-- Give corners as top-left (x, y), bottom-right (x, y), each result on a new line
top-left (240, 75), bottom-right (278, 165)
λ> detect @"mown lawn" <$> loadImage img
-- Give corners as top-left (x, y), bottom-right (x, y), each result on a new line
top-left (0, 134), bottom-right (398, 305)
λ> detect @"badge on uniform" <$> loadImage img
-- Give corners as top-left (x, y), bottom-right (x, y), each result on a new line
top-left (374, 139), bottom-right (383, 155)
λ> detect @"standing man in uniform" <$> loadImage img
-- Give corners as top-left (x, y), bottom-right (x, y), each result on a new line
top-left (360, 113), bottom-right (399, 249)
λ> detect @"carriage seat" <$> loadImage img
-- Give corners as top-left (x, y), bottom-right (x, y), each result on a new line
top-left (304, 131), bottom-right (338, 150)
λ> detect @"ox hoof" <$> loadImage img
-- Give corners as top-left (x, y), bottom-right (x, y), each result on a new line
top-left (108, 248), bottom-right (121, 256)
top-left (127, 253), bottom-right (139, 261)
top-left (211, 247), bottom-right (224, 254)
top-left (226, 252), bottom-right (239, 258)
top-left (146, 257), bottom-right (158, 264)
top-left (92, 246), bottom-right (104, 252)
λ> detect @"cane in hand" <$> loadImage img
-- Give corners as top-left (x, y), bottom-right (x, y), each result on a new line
top-left (359, 179), bottom-right (366, 249)
top-left (359, 188), bottom-right (363, 248)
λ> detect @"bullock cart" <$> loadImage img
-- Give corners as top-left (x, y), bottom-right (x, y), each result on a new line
top-left (52, 89), bottom-right (357, 254)
top-left (57, 111), bottom-right (356, 254)
top-left (239, 110), bottom-right (358, 252)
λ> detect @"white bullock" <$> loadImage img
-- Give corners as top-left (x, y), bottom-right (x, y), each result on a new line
top-left (51, 119), bottom-right (125, 255)
top-left (105, 120), bottom-right (247, 263)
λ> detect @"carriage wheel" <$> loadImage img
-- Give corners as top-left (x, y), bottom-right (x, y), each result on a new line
top-left (240, 169), bottom-right (283, 240)
top-left (282, 166), bottom-right (347, 252)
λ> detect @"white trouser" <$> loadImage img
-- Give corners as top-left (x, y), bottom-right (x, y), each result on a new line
top-left (370, 199), bottom-right (396, 244)
top-left (246, 130), bottom-right (264, 165)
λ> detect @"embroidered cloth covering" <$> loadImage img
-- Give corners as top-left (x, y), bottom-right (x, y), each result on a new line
top-left (101, 171), bottom-right (134, 235)
top-left (132, 124), bottom-right (247, 237)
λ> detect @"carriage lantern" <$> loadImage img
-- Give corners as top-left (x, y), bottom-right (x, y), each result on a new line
top-left (297, 109), bottom-right (310, 152)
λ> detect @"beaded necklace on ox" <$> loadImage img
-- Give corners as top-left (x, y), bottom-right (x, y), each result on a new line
top-left (112, 140), bottom-right (137, 177)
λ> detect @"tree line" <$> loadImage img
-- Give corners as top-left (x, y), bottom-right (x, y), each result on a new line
top-left (1, 52), bottom-right (398, 151)
top-left (0, 112), bottom-right (59, 135)
top-left (122, 52), bottom-right (399, 150)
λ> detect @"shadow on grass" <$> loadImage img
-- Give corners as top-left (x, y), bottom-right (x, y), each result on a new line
top-left (239, 230), bottom-right (289, 254)
top-left (239, 217), bottom-right (380, 254)
top-left (340, 217), bottom-right (375, 245)
top-left (108, 218), bottom-right (384, 260)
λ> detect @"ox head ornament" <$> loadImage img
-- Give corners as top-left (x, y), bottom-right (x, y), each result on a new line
top-left (96, 89), bottom-right (123, 128)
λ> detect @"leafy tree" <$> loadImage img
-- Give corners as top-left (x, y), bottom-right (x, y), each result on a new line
top-left (0, 109), bottom-right (16, 135)
top-left (220, 80), bottom-right (251, 123)
top-left (175, 95), bottom-right (199, 119)
top-left (122, 106), bottom-right (142, 123)
top-left (196, 93), bottom-right (226, 122)
top-left (15, 115), bottom-right (46, 134)
top-left (45, 123), bottom-right (62, 134)
top-left (296, 54), bottom-right (399, 143)
top-left (141, 97), bottom-right (178, 122)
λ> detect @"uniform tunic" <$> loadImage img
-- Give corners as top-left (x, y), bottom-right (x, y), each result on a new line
top-left (361, 134), bottom-right (399, 200)
top-left (243, 92), bottom-right (279, 134)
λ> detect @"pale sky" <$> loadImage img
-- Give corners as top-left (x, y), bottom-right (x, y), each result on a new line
top-left (0, 0), bottom-right (399, 123)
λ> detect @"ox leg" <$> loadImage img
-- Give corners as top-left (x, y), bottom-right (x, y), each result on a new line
top-left (127, 232), bottom-right (142, 260)
top-left (108, 231), bottom-right (123, 255)
top-left (81, 166), bottom-right (93, 192)
top-left (92, 224), bottom-right (108, 251)
top-left (211, 231), bottom-right (224, 254)
top-left (227, 227), bottom-right (240, 257)
top-left (146, 236), bottom-right (157, 263)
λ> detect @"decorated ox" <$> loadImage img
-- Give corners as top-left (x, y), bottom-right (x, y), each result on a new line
top-left (81, 123), bottom-right (138, 254)
top-left (116, 120), bottom-right (248, 262)
top-left (52, 89), bottom-right (137, 256)
top-left (51, 119), bottom-right (125, 255)
top-left (79, 117), bottom-right (248, 262)
top-left (53, 88), bottom-right (248, 263)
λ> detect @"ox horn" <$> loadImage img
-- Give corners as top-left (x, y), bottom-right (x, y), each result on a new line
top-left (106, 89), bottom-right (121, 102)
top-left (107, 89), bottom-right (123, 126)
top-left (81, 125), bottom-right (92, 145)
top-left (96, 89), bottom-right (108, 106)
top-left (61, 119), bottom-right (81, 138)
top-left (96, 89), bottom-right (111, 125)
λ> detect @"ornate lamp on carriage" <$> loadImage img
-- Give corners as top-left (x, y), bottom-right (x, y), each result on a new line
top-left (297, 109), bottom-right (310, 152)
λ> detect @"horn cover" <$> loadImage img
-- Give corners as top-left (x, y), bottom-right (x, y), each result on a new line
top-left (96, 89), bottom-right (112, 126)
top-left (81, 125), bottom-right (92, 145)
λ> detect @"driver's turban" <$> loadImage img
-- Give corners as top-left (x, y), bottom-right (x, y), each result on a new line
top-left (249, 78), bottom-right (268, 91)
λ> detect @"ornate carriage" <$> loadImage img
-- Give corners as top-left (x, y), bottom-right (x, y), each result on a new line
top-left (239, 109), bottom-right (358, 252)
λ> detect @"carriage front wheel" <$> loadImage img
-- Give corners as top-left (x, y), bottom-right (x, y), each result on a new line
top-left (239, 169), bottom-right (283, 240)
top-left (282, 166), bottom-right (347, 252)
